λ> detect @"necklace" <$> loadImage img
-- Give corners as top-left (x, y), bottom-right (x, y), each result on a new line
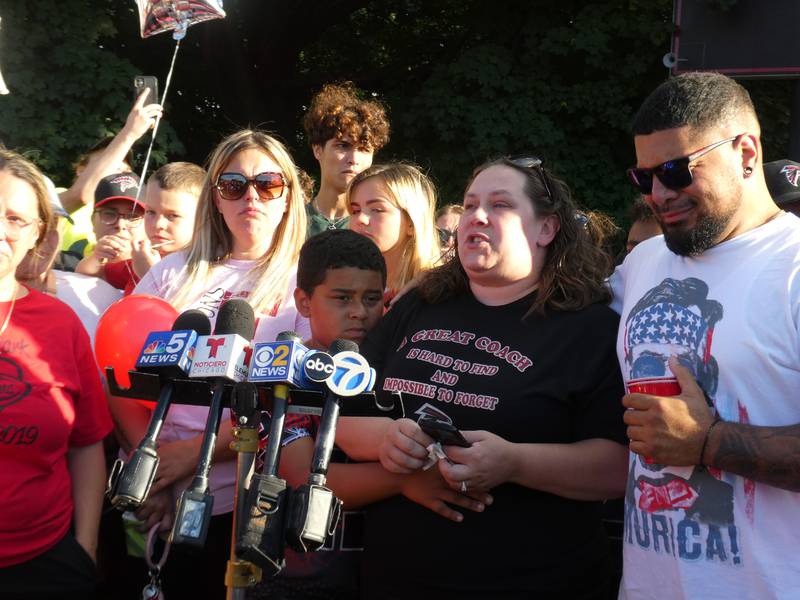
top-left (0, 282), bottom-right (19, 338)
top-left (313, 197), bottom-right (349, 227)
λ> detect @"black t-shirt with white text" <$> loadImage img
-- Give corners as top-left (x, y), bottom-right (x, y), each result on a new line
top-left (360, 289), bottom-right (626, 599)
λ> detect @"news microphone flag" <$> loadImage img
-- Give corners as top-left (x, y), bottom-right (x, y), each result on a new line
top-left (249, 340), bottom-right (335, 389)
top-left (136, 330), bottom-right (197, 373)
top-left (189, 333), bottom-right (250, 382)
top-left (237, 330), bottom-right (302, 573)
top-left (326, 349), bottom-right (375, 397)
top-left (249, 339), bottom-right (307, 385)
top-left (285, 338), bottom-right (361, 553)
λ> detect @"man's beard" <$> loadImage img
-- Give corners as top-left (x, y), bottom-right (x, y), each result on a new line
top-left (660, 193), bottom-right (739, 257)
top-left (662, 213), bottom-right (729, 256)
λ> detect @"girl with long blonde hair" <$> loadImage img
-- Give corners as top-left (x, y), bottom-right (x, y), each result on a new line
top-left (347, 162), bottom-right (440, 300)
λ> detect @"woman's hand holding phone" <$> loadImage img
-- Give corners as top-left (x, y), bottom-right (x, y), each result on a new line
top-left (419, 418), bottom-right (471, 448)
top-left (379, 417), bottom-right (434, 474)
top-left (437, 430), bottom-right (516, 493)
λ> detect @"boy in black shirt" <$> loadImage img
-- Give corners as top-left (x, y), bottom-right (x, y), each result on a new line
top-left (253, 231), bottom-right (491, 600)
top-left (255, 229), bottom-right (386, 599)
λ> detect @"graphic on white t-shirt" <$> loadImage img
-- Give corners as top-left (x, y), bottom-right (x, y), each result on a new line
top-left (622, 276), bottom-right (747, 568)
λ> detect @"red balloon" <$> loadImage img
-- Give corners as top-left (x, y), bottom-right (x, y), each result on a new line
top-left (95, 294), bottom-right (178, 399)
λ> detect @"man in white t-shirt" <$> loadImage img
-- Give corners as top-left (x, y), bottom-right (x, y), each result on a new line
top-left (611, 72), bottom-right (800, 599)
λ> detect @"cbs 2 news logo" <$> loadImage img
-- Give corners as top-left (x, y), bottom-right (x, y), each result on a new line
top-left (252, 342), bottom-right (335, 382)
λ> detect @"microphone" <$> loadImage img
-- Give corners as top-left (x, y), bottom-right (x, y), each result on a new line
top-left (171, 299), bottom-right (255, 547)
top-left (310, 339), bottom-right (372, 479)
top-left (237, 330), bottom-right (303, 574)
top-left (108, 310), bottom-right (211, 510)
top-left (248, 336), bottom-right (334, 390)
top-left (285, 339), bottom-right (374, 552)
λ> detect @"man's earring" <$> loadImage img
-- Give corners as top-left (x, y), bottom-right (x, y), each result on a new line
top-left (743, 166), bottom-right (753, 176)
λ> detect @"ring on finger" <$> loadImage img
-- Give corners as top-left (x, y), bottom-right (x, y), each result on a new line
top-left (460, 480), bottom-right (467, 493)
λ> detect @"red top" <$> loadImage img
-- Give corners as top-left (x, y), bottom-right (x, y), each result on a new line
top-left (104, 259), bottom-right (140, 295)
top-left (0, 287), bottom-right (112, 567)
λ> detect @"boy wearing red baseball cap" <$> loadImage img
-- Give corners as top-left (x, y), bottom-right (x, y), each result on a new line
top-left (75, 172), bottom-right (146, 294)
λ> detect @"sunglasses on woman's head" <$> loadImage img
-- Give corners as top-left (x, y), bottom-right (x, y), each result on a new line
top-left (509, 156), bottom-right (554, 202)
top-left (626, 135), bottom-right (741, 195)
top-left (215, 171), bottom-right (286, 201)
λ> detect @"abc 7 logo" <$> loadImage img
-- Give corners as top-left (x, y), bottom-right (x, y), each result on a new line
top-left (253, 344), bottom-right (275, 367)
top-left (327, 352), bottom-right (375, 397)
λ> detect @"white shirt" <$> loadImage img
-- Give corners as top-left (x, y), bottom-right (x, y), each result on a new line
top-left (610, 214), bottom-right (800, 600)
top-left (54, 270), bottom-right (123, 345)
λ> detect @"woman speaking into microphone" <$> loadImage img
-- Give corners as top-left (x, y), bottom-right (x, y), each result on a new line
top-left (343, 157), bottom-right (629, 598)
top-left (127, 130), bottom-right (310, 598)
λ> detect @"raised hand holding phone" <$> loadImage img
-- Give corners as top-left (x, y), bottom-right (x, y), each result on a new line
top-left (128, 77), bottom-right (163, 138)
top-left (134, 75), bottom-right (159, 104)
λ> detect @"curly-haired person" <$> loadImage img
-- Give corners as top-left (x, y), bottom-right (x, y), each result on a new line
top-left (302, 82), bottom-right (390, 237)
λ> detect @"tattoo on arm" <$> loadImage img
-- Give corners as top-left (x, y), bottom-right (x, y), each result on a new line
top-left (708, 421), bottom-right (800, 492)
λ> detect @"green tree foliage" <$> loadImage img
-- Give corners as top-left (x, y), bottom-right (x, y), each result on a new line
top-left (0, 1), bottom-right (182, 185)
top-left (297, 0), bottom-right (791, 218)
top-left (0, 0), bottom-right (792, 221)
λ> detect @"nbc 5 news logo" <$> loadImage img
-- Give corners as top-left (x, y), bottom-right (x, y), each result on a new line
top-left (326, 351), bottom-right (375, 397)
top-left (136, 330), bottom-right (196, 368)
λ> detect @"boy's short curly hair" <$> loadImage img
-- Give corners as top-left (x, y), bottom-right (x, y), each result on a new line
top-left (298, 229), bottom-right (387, 294)
top-left (303, 82), bottom-right (390, 151)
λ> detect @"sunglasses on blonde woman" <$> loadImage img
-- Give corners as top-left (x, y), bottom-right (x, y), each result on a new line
top-left (215, 171), bottom-right (287, 201)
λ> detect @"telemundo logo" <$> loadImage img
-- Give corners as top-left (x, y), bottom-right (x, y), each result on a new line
top-left (326, 351), bottom-right (375, 397)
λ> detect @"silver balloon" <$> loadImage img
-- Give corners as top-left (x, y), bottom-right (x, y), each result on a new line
top-left (136, 1), bottom-right (226, 40)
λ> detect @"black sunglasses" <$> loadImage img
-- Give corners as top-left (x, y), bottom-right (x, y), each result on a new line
top-left (437, 227), bottom-right (456, 245)
top-left (509, 156), bottom-right (554, 202)
top-left (627, 135), bottom-right (740, 195)
top-left (215, 171), bottom-right (286, 201)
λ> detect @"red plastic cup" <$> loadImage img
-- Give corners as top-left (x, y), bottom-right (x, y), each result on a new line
top-left (626, 377), bottom-right (681, 463)
top-left (626, 377), bottom-right (681, 397)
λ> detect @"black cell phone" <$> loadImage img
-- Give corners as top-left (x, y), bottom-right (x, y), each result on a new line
top-left (419, 418), bottom-right (471, 448)
top-left (133, 75), bottom-right (159, 104)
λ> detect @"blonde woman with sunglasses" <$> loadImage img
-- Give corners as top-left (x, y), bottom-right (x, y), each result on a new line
top-left (126, 129), bottom-right (310, 599)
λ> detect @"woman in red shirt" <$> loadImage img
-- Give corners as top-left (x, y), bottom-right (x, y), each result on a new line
top-left (0, 149), bottom-right (112, 598)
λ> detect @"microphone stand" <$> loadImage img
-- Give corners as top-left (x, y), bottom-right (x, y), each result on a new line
top-left (226, 382), bottom-right (262, 600)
